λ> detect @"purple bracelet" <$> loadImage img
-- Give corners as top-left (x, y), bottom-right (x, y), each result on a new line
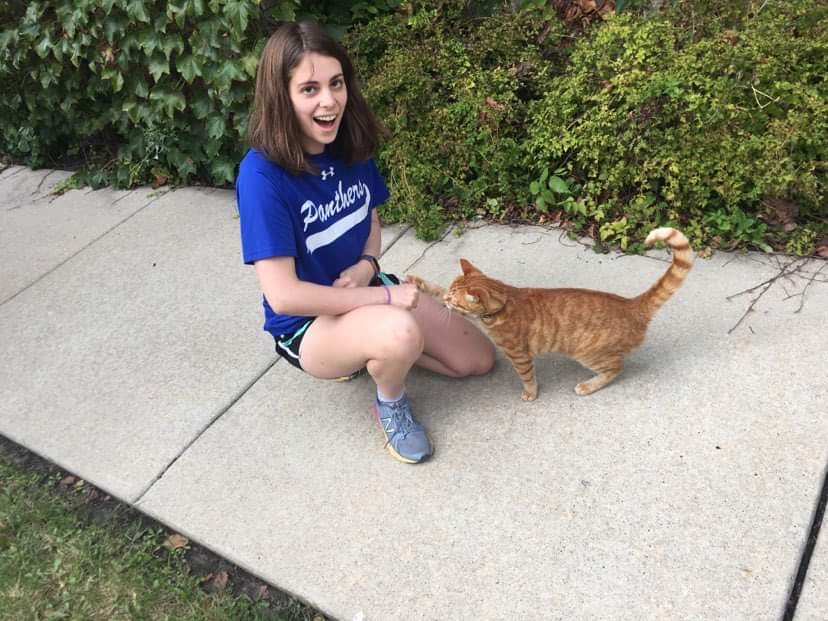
top-left (381, 284), bottom-right (391, 304)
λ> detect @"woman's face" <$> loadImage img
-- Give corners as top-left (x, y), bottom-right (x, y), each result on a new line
top-left (288, 52), bottom-right (348, 155)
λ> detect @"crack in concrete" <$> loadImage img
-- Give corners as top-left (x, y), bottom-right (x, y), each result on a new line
top-left (0, 166), bottom-right (26, 180)
top-left (133, 356), bottom-right (280, 505)
top-left (32, 169), bottom-right (57, 196)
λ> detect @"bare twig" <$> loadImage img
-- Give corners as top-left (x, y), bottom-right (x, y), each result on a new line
top-left (793, 260), bottom-right (828, 314)
top-left (726, 257), bottom-right (806, 334)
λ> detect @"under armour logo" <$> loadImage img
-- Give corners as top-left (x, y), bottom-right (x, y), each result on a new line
top-left (320, 166), bottom-right (335, 180)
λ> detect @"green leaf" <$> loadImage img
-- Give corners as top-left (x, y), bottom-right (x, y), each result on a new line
top-left (210, 159), bottom-right (236, 184)
top-left (102, 68), bottom-right (125, 93)
top-left (140, 30), bottom-right (163, 56)
top-left (149, 87), bottom-right (186, 117)
top-left (548, 175), bottom-right (569, 194)
top-left (127, 0), bottom-right (151, 23)
top-left (148, 54), bottom-right (170, 82)
top-left (176, 54), bottom-right (202, 83)
top-left (35, 34), bottom-right (52, 59)
top-left (103, 15), bottom-right (127, 43)
top-left (214, 60), bottom-right (244, 88)
top-left (536, 196), bottom-right (548, 212)
top-left (240, 51), bottom-right (259, 78)
top-left (224, 0), bottom-right (253, 33)
top-left (206, 115), bottom-right (225, 140)
top-left (161, 34), bottom-right (185, 61)
top-left (189, 93), bottom-right (213, 119)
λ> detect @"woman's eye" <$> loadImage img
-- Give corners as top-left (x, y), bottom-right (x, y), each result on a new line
top-left (301, 86), bottom-right (316, 95)
top-left (331, 79), bottom-right (344, 89)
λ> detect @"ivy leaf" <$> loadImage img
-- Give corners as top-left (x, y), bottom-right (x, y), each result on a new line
top-left (140, 30), bottom-right (163, 56)
top-left (103, 15), bottom-right (126, 44)
top-left (168, 147), bottom-right (197, 177)
top-left (189, 93), bottom-right (213, 119)
top-left (130, 75), bottom-right (150, 98)
top-left (206, 115), bottom-right (226, 140)
top-left (240, 51), bottom-right (259, 78)
top-left (176, 54), bottom-right (202, 83)
top-left (102, 68), bottom-right (125, 93)
top-left (127, 0), bottom-right (151, 24)
top-left (149, 87), bottom-right (186, 117)
top-left (210, 159), bottom-right (236, 184)
top-left (161, 34), bottom-right (185, 61)
top-left (35, 34), bottom-right (52, 59)
top-left (224, 0), bottom-right (253, 33)
top-left (214, 60), bottom-right (244, 89)
top-left (148, 54), bottom-right (170, 82)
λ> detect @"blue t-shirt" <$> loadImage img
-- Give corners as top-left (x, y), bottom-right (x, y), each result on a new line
top-left (236, 147), bottom-right (389, 336)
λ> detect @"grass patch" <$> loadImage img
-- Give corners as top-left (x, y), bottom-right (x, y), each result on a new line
top-left (0, 438), bottom-right (326, 621)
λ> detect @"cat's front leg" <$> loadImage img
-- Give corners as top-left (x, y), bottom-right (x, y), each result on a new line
top-left (406, 274), bottom-right (446, 299)
top-left (504, 350), bottom-right (538, 401)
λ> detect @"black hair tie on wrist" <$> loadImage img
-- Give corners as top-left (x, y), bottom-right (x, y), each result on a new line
top-left (359, 254), bottom-right (380, 277)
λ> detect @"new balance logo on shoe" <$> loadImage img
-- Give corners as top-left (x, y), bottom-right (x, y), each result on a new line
top-left (321, 166), bottom-right (335, 180)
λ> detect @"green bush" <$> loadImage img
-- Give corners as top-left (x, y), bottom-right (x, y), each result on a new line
top-left (346, 2), bottom-right (562, 238)
top-left (0, 0), bottom-right (400, 187)
top-left (2, 0), bottom-right (824, 254)
top-left (526, 1), bottom-right (827, 252)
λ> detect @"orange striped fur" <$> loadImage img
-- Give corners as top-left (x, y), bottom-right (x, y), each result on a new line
top-left (409, 227), bottom-right (693, 400)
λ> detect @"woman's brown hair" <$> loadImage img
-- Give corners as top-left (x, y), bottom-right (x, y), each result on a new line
top-left (247, 21), bottom-right (383, 175)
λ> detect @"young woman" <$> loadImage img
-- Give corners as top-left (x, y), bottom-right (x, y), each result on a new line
top-left (236, 21), bottom-right (495, 464)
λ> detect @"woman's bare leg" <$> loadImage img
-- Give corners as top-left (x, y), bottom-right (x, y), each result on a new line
top-left (299, 304), bottom-right (423, 398)
top-left (410, 292), bottom-right (495, 377)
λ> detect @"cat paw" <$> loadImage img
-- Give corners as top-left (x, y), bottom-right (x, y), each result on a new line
top-left (521, 390), bottom-right (537, 401)
top-left (574, 383), bottom-right (593, 396)
top-left (405, 274), bottom-right (426, 290)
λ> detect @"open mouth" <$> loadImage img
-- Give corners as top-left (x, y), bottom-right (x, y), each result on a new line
top-left (313, 113), bottom-right (337, 130)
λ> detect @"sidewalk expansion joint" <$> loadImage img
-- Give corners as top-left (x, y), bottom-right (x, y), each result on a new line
top-left (782, 455), bottom-right (828, 620)
top-left (378, 224), bottom-right (411, 260)
top-left (133, 357), bottom-right (279, 505)
top-left (403, 223), bottom-right (455, 274)
top-left (0, 191), bottom-right (163, 308)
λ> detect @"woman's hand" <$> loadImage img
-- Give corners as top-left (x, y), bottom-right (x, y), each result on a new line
top-left (387, 283), bottom-right (419, 310)
top-left (332, 259), bottom-right (375, 288)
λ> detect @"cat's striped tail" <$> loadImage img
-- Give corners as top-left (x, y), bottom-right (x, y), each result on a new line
top-left (636, 227), bottom-right (693, 317)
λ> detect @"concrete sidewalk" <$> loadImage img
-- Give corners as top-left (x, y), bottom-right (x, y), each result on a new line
top-left (1, 165), bottom-right (826, 620)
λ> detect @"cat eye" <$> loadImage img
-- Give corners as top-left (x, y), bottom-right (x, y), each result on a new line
top-left (465, 294), bottom-right (478, 303)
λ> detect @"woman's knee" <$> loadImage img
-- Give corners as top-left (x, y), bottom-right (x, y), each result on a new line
top-left (376, 308), bottom-right (424, 360)
top-left (462, 341), bottom-right (496, 376)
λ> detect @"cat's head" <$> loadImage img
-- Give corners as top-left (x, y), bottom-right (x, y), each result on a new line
top-left (444, 259), bottom-right (508, 318)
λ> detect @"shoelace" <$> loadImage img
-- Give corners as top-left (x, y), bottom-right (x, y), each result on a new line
top-left (381, 399), bottom-right (416, 443)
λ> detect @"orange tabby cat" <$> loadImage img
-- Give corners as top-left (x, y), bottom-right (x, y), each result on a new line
top-left (409, 227), bottom-right (693, 400)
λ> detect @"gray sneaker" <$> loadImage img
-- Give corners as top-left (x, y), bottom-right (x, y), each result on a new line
top-left (373, 394), bottom-right (433, 464)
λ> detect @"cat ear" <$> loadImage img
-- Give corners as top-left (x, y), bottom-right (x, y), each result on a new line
top-left (460, 258), bottom-right (480, 275)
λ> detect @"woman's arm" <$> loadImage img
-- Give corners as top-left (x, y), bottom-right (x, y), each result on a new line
top-left (254, 253), bottom-right (418, 317)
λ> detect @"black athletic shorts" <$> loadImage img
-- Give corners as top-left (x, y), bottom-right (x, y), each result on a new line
top-left (273, 272), bottom-right (400, 371)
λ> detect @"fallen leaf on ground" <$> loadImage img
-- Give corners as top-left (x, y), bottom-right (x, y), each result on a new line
top-left (201, 570), bottom-right (229, 593)
top-left (761, 197), bottom-right (799, 231)
top-left (162, 533), bottom-right (189, 551)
